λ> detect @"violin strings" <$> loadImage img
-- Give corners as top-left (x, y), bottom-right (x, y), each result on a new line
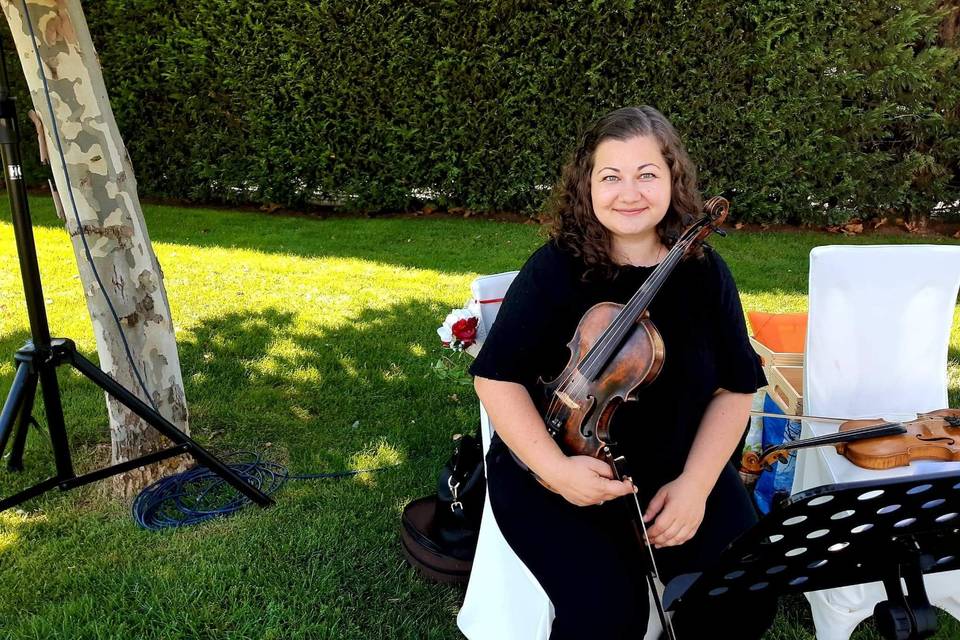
top-left (544, 234), bottom-right (687, 426)
top-left (759, 422), bottom-right (904, 458)
top-left (536, 204), bottom-right (719, 640)
top-left (544, 277), bottom-right (661, 427)
top-left (577, 219), bottom-right (698, 380)
top-left (786, 422), bottom-right (902, 447)
top-left (544, 226), bottom-right (696, 426)
top-left (580, 198), bottom-right (724, 385)
top-left (544, 201), bottom-right (722, 428)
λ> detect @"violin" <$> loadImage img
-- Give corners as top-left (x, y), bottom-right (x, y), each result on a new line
top-left (532, 196), bottom-right (728, 462)
top-left (740, 408), bottom-right (960, 475)
top-left (521, 197), bottom-right (729, 640)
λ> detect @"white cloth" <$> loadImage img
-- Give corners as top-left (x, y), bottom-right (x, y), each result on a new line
top-left (791, 244), bottom-right (960, 640)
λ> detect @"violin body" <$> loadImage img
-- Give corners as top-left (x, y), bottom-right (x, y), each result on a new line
top-left (837, 409), bottom-right (960, 470)
top-left (539, 303), bottom-right (665, 459)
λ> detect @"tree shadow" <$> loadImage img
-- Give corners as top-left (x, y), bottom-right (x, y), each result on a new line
top-left (0, 300), bottom-right (473, 636)
top-left (0, 284), bottom-right (958, 639)
top-left (0, 298), bottom-right (474, 514)
top-left (173, 301), bottom-right (475, 474)
top-left (0, 288), bottom-right (958, 506)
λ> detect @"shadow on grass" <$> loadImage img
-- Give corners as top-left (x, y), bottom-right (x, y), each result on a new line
top-left (0, 298), bottom-right (473, 638)
top-left (0, 298), bottom-right (474, 512)
top-left (2, 288), bottom-right (960, 638)
top-left (175, 302), bottom-right (475, 469)
top-left (0, 290), bottom-right (958, 503)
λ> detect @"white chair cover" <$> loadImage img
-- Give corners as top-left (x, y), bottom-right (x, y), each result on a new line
top-left (457, 271), bottom-right (553, 640)
top-left (457, 271), bottom-right (663, 640)
top-left (791, 244), bottom-right (960, 640)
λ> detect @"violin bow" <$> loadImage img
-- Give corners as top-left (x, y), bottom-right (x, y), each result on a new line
top-left (604, 448), bottom-right (678, 640)
top-left (748, 410), bottom-right (848, 422)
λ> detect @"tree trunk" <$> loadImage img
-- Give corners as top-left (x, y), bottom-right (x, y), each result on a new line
top-left (938, 1), bottom-right (960, 46)
top-left (1, 0), bottom-right (190, 497)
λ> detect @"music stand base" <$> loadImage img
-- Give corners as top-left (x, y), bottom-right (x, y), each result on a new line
top-left (874, 553), bottom-right (939, 640)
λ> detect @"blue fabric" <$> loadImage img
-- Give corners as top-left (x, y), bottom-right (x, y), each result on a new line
top-left (753, 393), bottom-right (801, 514)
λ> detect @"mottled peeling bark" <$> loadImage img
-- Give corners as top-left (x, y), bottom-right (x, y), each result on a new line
top-left (2, 0), bottom-right (190, 497)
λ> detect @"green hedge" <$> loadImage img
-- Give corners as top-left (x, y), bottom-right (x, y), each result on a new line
top-left (17, 1), bottom-right (960, 222)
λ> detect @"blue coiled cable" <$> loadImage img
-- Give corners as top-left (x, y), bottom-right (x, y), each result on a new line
top-left (132, 451), bottom-right (400, 531)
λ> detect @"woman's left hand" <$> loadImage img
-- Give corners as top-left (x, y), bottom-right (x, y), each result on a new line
top-left (642, 474), bottom-right (710, 548)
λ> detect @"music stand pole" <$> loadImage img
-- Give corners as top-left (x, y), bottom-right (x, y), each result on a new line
top-left (0, 32), bottom-right (272, 512)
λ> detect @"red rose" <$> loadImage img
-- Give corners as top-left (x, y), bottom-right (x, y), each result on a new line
top-left (451, 317), bottom-right (478, 345)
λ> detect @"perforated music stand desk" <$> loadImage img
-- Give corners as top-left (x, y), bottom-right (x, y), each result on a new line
top-left (663, 470), bottom-right (960, 640)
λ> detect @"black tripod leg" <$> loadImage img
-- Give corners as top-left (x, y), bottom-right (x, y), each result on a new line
top-left (35, 364), bottom-right (74, 478)
top-left (0, 476), bottom-right (63, 512)
top-left (6, 367), bottom-right (38, 471)
top-left (0, 360), bottom-right (33, 458)
top-left (69, 351), bottom-right (273, 506)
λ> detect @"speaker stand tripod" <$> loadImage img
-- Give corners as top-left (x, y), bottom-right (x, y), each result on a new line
top-left (0, 35), bottom-right (272, 513)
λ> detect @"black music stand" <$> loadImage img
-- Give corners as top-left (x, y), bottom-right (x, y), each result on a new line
top-left (663, 470), bottom-right (960, 640)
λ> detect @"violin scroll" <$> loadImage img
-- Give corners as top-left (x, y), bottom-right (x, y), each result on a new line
top-left (703, 196), bottom-right (729, 226)
top-left (682, 197), bottom-right (729, 254)
top-left (740, 448), bottom-right (791, 475)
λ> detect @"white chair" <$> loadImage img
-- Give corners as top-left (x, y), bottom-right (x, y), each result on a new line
top-left (791, 244), bottom-right (960, 640)
top-left (457, 272), bottom-right (664, 640)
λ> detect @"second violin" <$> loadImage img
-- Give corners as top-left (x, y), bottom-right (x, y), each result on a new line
top-left (741, 408), bottom-right (960, 475)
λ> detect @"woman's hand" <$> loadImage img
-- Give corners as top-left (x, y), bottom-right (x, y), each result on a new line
top-left (642, 474), bottom-right (710, 548)
top-left (542, 455), bottom-right (636, 507)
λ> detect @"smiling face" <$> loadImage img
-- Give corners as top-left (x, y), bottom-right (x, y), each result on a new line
top-left (590, 134), bottom-right (672, 260)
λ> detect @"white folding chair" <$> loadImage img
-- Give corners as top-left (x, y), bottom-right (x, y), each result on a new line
top-left (791, 244), bottom-right (960, 640)
top-left (457, 272), bottom-right (663, 640)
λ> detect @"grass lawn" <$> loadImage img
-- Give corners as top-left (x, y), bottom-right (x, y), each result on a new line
top-left (1, 195), bottom-right (959, 639)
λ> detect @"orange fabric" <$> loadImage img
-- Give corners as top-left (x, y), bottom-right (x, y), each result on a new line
top-left (747, 312), bottom-right (807, 353)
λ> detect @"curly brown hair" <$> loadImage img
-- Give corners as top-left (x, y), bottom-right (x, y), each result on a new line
top-left (547, 106), bottom-right (704, 279)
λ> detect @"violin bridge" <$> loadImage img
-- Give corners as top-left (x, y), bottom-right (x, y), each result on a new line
top-left (555, 391), bottom-right (581, 410)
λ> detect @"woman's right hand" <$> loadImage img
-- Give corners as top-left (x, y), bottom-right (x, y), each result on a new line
top-left (542, 455), bottom-right (636, 506)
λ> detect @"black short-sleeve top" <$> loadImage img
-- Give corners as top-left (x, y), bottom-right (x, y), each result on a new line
top-left (469, 240), bottom-right (766, 480)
